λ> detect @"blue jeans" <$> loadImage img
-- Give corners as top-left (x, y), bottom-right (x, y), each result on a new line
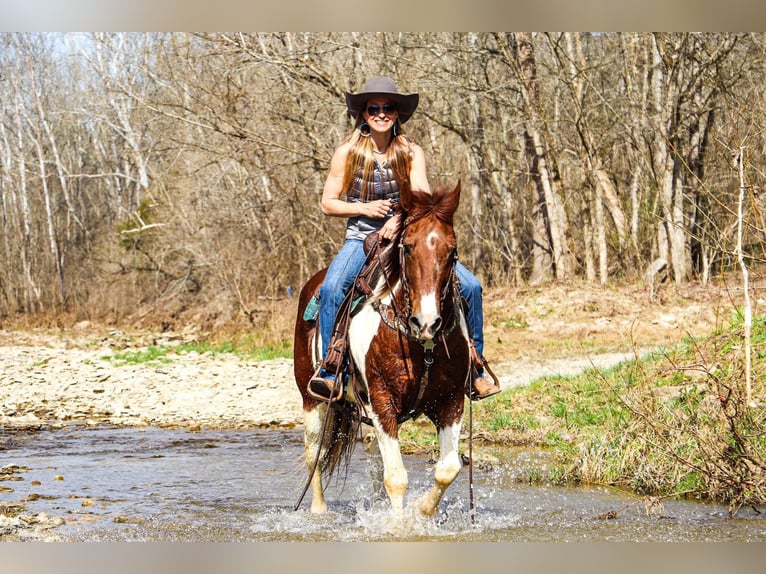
top-left (319, 239), bottom-right (484, 361)
top-left (455, 261), bottom-right (484, 357)
top-left (319, 239), bottom-right (369, 362)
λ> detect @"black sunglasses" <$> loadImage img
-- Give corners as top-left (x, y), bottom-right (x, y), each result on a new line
top-left (366, 103), bottom-right (397, 116)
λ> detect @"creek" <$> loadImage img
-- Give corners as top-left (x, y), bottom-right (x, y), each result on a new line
top-left (2, 424), bottom-right (764, 541)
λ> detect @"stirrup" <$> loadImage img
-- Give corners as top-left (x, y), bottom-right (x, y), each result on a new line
top-left (467, 353), bottom-right (501, 401)
top-left (468, 374), bottom-right (501, 401)
top-left (308, 368), bottom-right (344, 402)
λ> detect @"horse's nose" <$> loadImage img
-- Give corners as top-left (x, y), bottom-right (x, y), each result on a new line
top-left (409, 314), bottom-right (442, 340)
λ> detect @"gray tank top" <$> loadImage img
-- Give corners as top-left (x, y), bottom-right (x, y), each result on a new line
top-left (345, 160), bottom-right (400, 241)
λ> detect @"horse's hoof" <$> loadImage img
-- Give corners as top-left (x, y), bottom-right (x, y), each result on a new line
top-left (310, 501), bottom-right (328, 514)
top-left (416, 496), bottom-right (439, 517)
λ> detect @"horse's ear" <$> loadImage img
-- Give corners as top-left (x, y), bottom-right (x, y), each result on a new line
top-left (453, 180), bottom-right (461, 206)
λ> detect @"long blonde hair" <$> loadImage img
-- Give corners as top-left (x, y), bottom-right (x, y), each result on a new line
top-left (341, 116), bottom-right (413, 201)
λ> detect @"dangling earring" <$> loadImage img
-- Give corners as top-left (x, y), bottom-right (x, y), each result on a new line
top-left (359, 121), bottom-right (371, 137)
top-left (392, 122), bottom-right (399, 138)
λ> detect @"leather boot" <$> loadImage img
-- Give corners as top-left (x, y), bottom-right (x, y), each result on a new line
top-left (467, 347), bottom-right (502, 401)
top-left (469, 373), bottom-right (501, 401)
top-left (308, 369), bottom-right (343, 402)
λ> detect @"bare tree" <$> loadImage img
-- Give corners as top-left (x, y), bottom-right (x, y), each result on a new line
top-left (505, 32), bottom-right (573, 284)
top-left (548, 32), bottom-right (628, 285)
top-left (644, 34), bottom-right (739, 284)
top-left (0, 32), bottom-right (763, 327)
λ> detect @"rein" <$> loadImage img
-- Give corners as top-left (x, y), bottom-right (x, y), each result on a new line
top-left (373, 214), bottom-right (461, 341)
top-left (396, 339), bottom-right (434, 425)
top-left (370, 214), bottom-right (462, 425)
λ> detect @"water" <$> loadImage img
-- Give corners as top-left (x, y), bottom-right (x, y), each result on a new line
top-left (2, 424), bottom-right (765, 541)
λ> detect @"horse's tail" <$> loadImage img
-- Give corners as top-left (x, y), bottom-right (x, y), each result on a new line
top-left (319, 401), bottom-right (362, 484)
top-left (294, 268), bottom-right (362, 495)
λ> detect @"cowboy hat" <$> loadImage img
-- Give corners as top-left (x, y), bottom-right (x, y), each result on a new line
top-left (345, 76), bottom-right (419, 124)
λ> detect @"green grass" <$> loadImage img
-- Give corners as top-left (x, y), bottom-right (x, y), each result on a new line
top-left (108, 345), bottom-right (174, 365)
top-left (103, 337), bottom-right (292, 366)
top-left (495, 314), bottom-right (529, 329)
top-left (467, 312), bottom-right (766, 513)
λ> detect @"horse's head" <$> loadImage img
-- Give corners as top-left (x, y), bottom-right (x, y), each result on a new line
top-left (399, 181), bottom-right (461, 343)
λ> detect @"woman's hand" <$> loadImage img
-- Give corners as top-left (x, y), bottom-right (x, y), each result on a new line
top-left (379, 212), bottom-right (402, 242)
top-left (363, 198), bottom-right (394, 219)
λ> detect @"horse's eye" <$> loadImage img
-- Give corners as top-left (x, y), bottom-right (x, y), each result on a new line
top-left (402, 244), bottom-right (413, 257)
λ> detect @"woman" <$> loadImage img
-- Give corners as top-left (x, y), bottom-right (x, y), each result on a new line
top-left (309, 76), bottom-right (500, 402)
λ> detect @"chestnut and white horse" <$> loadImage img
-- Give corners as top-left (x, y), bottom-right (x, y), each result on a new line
top-left (293, 182), bottom-right (471, 516)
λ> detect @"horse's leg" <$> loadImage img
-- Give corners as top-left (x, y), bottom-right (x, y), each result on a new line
top-left (372, 422), bottom-right (408, 512)
top-left (302, 404), bottom-right (328, 513)
top-left (349, 305), bottom-right (409, 509)
top-left (418, 420), bottom-right (463, 515)
top-left (363, 429), bottom-right (386, 502)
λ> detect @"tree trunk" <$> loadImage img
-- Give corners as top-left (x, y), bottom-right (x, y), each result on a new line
top-left (515, 32), bottom-right (573, 283)
top-left (651, 34), bottom-right (688, 284)
top-left (560, 32), bottom-right (617, 284)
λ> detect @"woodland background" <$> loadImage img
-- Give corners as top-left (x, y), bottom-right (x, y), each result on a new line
top-left (1, 32), bottom-right (764, 332)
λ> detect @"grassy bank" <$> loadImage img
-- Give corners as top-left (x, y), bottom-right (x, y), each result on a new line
top-left (467, 311), bottom-right (766, 516)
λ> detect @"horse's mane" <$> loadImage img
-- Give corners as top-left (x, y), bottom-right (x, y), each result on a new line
top-left (402, 184), bottom-right (460, 226)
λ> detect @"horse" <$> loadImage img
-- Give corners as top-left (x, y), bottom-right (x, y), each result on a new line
top-left (293, 181), bottom-right (472, 516)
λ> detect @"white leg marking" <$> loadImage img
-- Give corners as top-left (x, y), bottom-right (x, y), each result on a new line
top-left (371, 415), bottom-right (408, 512)
top-left (419, 421), bottom-right (463, 515)
top-left (434, 422), bottom-right (463, 483)
top-left (303, 406), bottom-right (328, 513)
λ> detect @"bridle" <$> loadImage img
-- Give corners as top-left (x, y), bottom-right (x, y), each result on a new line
top-left (370, 211), bottom-right (463, 424)
top-left (374, 212), bottom-right (461, 341)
